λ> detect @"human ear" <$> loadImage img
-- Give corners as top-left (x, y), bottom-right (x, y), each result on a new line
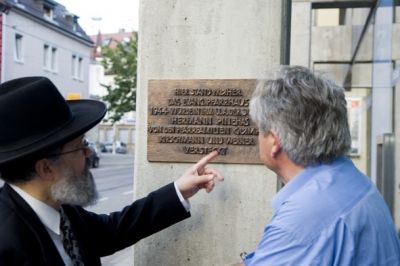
top-left (270, 130), bottom-right (281, 158)
top-left (34, 159), bottom-right (56, 181)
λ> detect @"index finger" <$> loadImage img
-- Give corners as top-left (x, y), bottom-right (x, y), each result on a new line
top-left (191, 150), bottom-right (219, 172)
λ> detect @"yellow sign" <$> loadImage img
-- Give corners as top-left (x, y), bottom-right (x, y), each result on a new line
top-left (67, 93), bottom-right (81, 100)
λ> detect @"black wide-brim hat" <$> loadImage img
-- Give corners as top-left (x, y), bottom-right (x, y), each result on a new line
top-left (0, 76), bottom-right (107, 165)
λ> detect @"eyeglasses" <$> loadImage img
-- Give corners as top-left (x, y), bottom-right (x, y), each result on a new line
top-left (47, 138), bottom-right (90, 157)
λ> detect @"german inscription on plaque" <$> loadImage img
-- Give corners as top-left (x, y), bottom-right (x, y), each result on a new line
top-left (147, 79), bottom-right (261, 164)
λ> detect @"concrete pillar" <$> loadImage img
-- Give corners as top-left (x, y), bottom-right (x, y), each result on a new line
top-left (394, 59), bottom-right (400, 231)
top-left (370, 3), bottom-right (393, 183)
top-left (135, 1), bottom-right (283, 265)
top-left (291, 1), bottom-right (312, 67)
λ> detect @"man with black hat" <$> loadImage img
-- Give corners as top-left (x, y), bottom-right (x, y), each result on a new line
top-left (0, 77), bottom-right (223, 265)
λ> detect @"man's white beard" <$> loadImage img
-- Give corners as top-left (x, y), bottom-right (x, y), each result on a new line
top-left (51, 160), bottom-right (98, 207)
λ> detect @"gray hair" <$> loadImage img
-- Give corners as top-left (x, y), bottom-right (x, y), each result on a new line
top-left (250, 65), bottom-right (351, 166)
top-left (50, 158), bottom-right (98, 207)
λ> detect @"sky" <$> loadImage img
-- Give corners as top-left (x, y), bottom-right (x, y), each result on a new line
top-left (56, 0), bottom-right (139, 36)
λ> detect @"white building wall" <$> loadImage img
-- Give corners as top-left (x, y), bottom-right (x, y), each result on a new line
top-left (88, 61), bottom-right (108, 97)
top-left (2, 11), bottom-right (91, 99)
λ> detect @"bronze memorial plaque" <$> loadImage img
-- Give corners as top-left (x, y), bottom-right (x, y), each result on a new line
top-left (147, 79), bottom-right (262, 164)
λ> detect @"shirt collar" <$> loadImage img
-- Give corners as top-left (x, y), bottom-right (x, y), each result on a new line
top-left (9, 184), bottom-right (60, 235)
top-left (272, 156), bottom-right (348, 211)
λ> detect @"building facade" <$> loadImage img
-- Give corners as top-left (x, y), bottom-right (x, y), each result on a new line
top-left (0, 0), bottom-right (92, 99)
top-left (89, 30), bottom-right (137, 153)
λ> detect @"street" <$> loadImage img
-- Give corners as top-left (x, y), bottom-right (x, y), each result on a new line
top-left (87, 153), bottom-right (134, 215)
top-left (87, 153), bottom-right (135, 266)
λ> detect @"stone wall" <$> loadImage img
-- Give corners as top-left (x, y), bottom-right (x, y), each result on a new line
top-left (134, 0), bottom-right (284, 265)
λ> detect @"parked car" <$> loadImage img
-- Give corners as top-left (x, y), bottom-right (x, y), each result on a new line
top-left (100, 142), bottom-right (113, 153)
top-left (115, 141), bottom-right (128, 154)
top-left (88, 141), bottom-right (100, 168)
top-left (100, 141), bottom-right (128, 154)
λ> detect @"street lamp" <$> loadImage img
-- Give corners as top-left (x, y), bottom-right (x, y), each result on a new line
top-left (91, 16), bottom-right (102, 33)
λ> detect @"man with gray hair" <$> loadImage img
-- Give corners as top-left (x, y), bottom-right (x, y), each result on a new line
top-left (240, 66), bottom-right (400, 265)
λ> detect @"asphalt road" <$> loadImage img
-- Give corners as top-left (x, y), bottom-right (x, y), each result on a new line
top-left (87, 153), bottom-right (134, 214)
top-left (87, 153), bottom-right (135, 266)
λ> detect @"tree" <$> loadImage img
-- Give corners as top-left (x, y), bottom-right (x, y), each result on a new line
top-left (101, 33), bottom-right (137, 124)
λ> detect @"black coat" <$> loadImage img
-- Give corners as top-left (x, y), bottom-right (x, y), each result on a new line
top-left (0, 182), bottom-right (190, 265)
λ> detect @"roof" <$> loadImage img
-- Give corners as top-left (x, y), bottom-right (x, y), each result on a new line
top-left (90, 30), bottom-right (135, 48)
top-left (90, 30), bottom-right (137, 59)
top-left (0, 0), bottom-right (92, 45)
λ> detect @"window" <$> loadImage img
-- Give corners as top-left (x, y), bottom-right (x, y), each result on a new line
top-left (51, 47), bottom-right (57, 71)
top-left (102, 39), bottom-right (111, 46)
top-left (347, 97), bottom-right (363, 156)
top-left (43, 44), bottom-right (57, 72)
top-left (14, 34), bottom-right (23, 62)
top-left (72, 54), bottom-right (84, 80)
top-left (43, 44), bottom-right (50, 69)
top-left (72, 54), bottom-right (77, 77)
top-left (314, 8), bottom-right (346, 26)
top-left (43, 5), bottom-right (53, 20)
top-left (78, 57), bottom-right (83, 80)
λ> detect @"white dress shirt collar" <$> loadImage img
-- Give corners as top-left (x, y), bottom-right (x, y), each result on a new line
top-left (9, 184), bottom-right (60, 235)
